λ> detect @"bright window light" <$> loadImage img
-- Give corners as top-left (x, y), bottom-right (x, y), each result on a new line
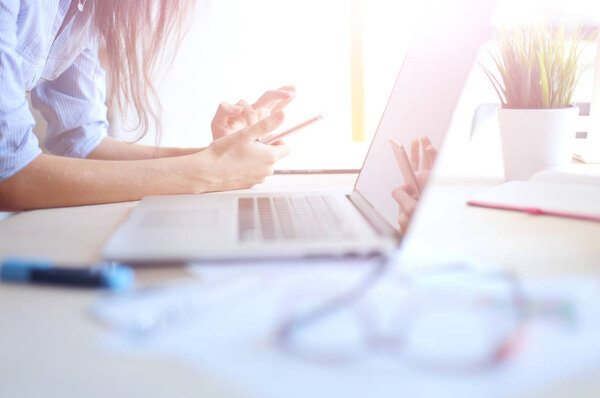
top-left (110, 0), bottom-right (600, 171)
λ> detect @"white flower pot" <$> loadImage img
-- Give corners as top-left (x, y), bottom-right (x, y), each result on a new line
top-left (497, 107), bottom-right (579, 180)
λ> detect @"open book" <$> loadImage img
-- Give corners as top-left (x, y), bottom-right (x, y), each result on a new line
top-left (467, 169), bottom-right (600, 223)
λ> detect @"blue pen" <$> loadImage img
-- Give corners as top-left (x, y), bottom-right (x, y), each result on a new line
top-left (0, 258), bottom-right (134, 291)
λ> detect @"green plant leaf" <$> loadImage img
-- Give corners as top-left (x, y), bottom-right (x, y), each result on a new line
top-left (482, 23), bottom-right (588, 109)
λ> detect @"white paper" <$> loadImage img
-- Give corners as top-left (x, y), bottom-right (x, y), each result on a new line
top-left (92, 245), bottom-right (600, 398)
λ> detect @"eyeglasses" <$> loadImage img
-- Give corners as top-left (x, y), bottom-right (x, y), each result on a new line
top-left (274, 260), bottom-right (526, 372)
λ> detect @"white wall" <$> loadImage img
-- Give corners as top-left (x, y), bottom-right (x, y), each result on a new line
top-left (109, 0), bottom-right (600, 170)
top-left (111, 0), bottom-right (419, 169)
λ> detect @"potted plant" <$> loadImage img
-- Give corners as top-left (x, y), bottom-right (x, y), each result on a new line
top-left (481, 24), bottom-right (588, 180)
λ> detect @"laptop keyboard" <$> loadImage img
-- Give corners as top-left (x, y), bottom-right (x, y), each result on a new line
top-left (238, 196), bottom-right (354, 242)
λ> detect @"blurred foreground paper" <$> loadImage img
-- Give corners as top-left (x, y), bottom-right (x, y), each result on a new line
top-left (93, 251), bottom-right (600, 398)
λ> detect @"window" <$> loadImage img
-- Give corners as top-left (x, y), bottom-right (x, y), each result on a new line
top-left (111, 0), bottom-right (600, 170)
top-left (113, 0), bottom-right (421, 169)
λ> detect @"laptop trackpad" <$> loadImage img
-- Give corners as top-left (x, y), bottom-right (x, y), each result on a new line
top-left (139, 209), bottom-right (220, 230)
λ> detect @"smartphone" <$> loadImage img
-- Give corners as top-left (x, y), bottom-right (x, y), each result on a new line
top-left (389, 137), bottom-right (421, 195)
top-left (259, 114), bottom-right (323, 145)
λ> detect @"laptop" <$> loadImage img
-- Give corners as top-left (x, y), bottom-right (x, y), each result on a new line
top-left (103, 0), bottom-right (497, 264)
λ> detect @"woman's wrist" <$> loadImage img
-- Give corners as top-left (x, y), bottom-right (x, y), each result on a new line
top-left (174, 147), bottom-right (223, 194)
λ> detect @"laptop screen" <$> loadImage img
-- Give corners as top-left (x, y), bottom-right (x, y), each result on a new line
top-left (354, 0), bottom-right (496, 231)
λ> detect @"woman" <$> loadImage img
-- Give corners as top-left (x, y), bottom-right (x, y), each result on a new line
top-left (0, 0), bottom-right (293, 210)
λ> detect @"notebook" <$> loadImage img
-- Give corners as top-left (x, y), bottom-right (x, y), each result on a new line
top-left (467, 170), bottom-right (600, 223)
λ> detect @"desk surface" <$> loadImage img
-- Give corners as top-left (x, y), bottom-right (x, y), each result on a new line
top-left (1, 173), bottom-right (599, 398)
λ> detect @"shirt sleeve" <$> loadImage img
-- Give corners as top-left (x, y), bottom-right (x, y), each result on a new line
top-left (0, 0), bottom-right (42, 182)
top-left (30, 42), bottom-right (108, 159)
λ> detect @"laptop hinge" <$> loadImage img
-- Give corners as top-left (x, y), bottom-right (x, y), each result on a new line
top-left (348, 190), bottom-right (400, 240)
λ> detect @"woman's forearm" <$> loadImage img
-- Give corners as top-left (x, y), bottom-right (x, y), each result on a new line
top-left (0, 153), bottom-right (203, 210)
top-left (0, 112), bottom-right (290, 211)
top-left (87, 136), bottom-right (204, 160)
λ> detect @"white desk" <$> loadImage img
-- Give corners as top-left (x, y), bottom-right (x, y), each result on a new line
top-left (1, 173), bottom-right (599, 398)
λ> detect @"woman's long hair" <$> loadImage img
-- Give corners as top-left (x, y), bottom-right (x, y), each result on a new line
top-left (93, 0), bottom-right (193, 143)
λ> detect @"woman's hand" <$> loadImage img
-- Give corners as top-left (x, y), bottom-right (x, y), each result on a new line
top-left (211, 86), bottom-right (295, 140)
top-left (196, 111), bottom-right (290, 192)
top-left (391, 136), bottom-right (437, 233)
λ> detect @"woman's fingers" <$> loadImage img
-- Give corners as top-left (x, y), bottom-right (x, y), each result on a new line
top-left (221, 101), bottom-right (243, 115)
top-left (398, 212), bottom-right (410, 234)
top-left (253, 89), bottom-right (294, 110)
top-left (253, 86), bottom-right (296, 116)
top-left (212, 102), bottom-right (243, 124)
top-left (278, 85), bottom-right (297, 92)
top-left (211, 102), bottom-right (244, 139)
top-left (218, 86), bottom-right (294, 136)
top-left (392, 185), bottom-right (418, 206)
top-left (420, 135), bottom-right (433, 151)
top-left (237, 100), bottom-right (259, 126)
top-left (272, 85), bottom-right (296, 111)
top-left (392, 186), bottom-right (416, 232)
top-left (410, 138), bottom-right (420, 171)
top-left (393, 136), bottom-right (436, 232)
top-left (272, 97), bottom-right (294, 113)
top-left (392, 186), bottom-right (406, 204)
top-left (243, 111), bottom-right (285, 140)
top-left (422, 145), bottom-right (436, 170)
top-left (419, 135), bottom-right (437, 171)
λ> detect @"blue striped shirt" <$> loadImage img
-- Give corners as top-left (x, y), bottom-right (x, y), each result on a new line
top-left (0, 0), bottom-right (107, 181)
